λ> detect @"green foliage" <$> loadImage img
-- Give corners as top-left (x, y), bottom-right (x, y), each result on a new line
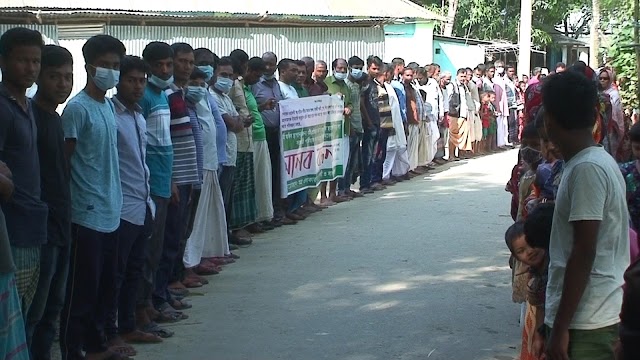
top-left (608, 17), bottom-right (639, 109)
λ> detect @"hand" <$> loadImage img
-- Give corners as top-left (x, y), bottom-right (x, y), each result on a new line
top-left (170, 183), bottom-right (180, 206)
top-left (545, 328), bottom-right (570, 360)
top-left (242, 115), bottom-right (253, 127)
top-left (344, 107), bottom-right (352, 116)
top-left (532, 331), bottom-right (545, 359)
top-left (262, 98), bottom-right (277, 111)
top-left (0, 173), bottom-right (14, 201)
top-left (0, 161), bottom-right (11, 179)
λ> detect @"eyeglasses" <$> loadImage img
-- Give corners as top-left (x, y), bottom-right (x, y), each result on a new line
top-left (599, 77), bottom-right (610, 81)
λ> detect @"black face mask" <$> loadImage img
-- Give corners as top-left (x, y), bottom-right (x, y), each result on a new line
top-left (521, 146), bottom-right (543, 166)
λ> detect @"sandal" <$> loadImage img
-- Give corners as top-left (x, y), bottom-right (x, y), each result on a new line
top-left (140, 322), bottom-right (174, 339)
top-left (155, 303), bottom-right (188, 323)
top-left (120, 330), bottom-right (163, 344)
top-left (108, 345), bottom-right (136, 358)
top-left (182, 277), bottom-right (203, 288)
top-left (169, 298), bottom-right (192, 311)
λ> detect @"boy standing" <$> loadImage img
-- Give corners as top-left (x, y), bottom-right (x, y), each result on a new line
top-left (543, 70), bottom-right (629, 360)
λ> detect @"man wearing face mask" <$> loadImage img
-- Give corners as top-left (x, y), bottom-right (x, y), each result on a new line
top-left (251, 52), bottom-right (293, 226)
top-left (340, 56), bottom-right (367, 198)
top-left (321, 58), bottom-right (353, 205)
top-left (60, 34), bottom-right (126, 360)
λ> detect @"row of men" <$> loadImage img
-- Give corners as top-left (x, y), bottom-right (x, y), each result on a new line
top-left (0, 25), bottom-right (521, 360)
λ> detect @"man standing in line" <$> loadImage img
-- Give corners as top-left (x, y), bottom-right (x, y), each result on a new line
top-left (27, 44), bottom-right (74, 359)
top-left (251, 52), bottom-right (296, 226)
top-left (504, 64), bottom-right (519, 145)
top-left (59, 34), bottom-right (125, 360)
top-left (0, 27), bottom-right (48, 322)
top-left (402, 66), bottom-right (424, 174)
top-left (543, 70), bottom-right (629, 360)
top-left (106, 55), bottom-right (162, 354)
top-left (359, 55), bottom-right (384, 194)
top-left (322, 58), bottom-right (353, 205)
top-left (341, 56), bottom-right (367, 197)
top-left (137, 41), bottom-right (175, 337)
top-left (391, 57), bottom-right (405, 81)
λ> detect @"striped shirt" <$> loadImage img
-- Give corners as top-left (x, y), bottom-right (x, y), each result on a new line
top-left (186, 102), bottom-right (204, 186)
top-left (166, 86), bottom-right (200, 186)
top-left (376, 80), bottom-right (393, 128)
top-left (139, 85), bottom-right (173, 198)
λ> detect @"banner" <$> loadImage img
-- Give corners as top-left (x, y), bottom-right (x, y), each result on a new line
top-left (279, 95), bottom-right (346, 196)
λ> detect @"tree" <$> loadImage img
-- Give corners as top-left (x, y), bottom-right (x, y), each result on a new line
top-left (591, 0), bottom-right (601, 67)
top-left (443, 0), bottom-right (459, 37)
top-left (607, 1), bottom-right (638, 110)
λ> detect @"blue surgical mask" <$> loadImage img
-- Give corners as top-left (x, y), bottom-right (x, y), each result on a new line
top-left (197, 65), bottom-right (214, 82)
top-left (186, 86), bottom-right (207, 103)
top-left (91, 66), bottom-right (119, 91)
top-left (149, 75), bottom-right (174, 89)
top-left (351, 68), bottom-right (364, 79)
top-left (214, 77), bottom-right (234, 94)
top-left (334, 72), bottom-right (347, 81)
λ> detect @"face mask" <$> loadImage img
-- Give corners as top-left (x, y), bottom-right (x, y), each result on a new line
top-left (214, 77), bottom-right (234, 94)
top-left (521, 146), bottom-right (542, 166)
top-left (149, 75), bottom-right (174, 89)
top-left (350, 68), bottom-right (364, 79)
top-left (496, 67), bottom-right (505, 75)
top-left (186, 86), bottom-right (207, 103)
top-left (263, 73), bottom-right (275, 80)
top-left (197, 65), bottom-right (214, 82)
top-left (334, 72), bottom-right (347, 81)
top-left (91, 66), bottom-right (119, 91)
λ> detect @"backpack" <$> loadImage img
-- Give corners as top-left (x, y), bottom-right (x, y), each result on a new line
top-left (448, 84), bottom-right (461, 118)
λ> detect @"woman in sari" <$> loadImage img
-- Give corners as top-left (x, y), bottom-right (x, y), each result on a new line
top-left (599, 67), bottom-right (628, 161)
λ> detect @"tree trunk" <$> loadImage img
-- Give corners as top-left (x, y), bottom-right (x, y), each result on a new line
top-left (590, 0), bottom-right (601, 68)
top-left (443, 0), bottom-right (458, 37)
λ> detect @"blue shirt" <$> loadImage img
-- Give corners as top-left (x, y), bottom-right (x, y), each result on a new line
top-left (62, 91), bottom-right (122, 233)
top-left (207, 91), bottom-right (227, 166)
top-left (113, 96), bottom-right (154, 226)
top-left (391, 80), bottom-right (407, 123)
top-left (139, 85), bottom-right (173, 198)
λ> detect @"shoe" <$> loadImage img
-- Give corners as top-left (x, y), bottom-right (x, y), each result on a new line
top-left (286, 212), bottom-right (305, 221)
top-left (226, 253), bottom-right (240, 260)
top-left (246, 223), bottom-right (265, 234)
top-left (371, 183), bottom-right (386, 191)
top-left (260, 221), bottom-right (275, 230)
top-left (229, 234), bottom-right (253, 246)
top-left (280, 217), bottom-right (297, 225)
top-left (381, 179), bottom-right (396, 186)
top-left (229, 243), bottom-right (239, 250)
top-left (361, 188), bottom-right (375, 194)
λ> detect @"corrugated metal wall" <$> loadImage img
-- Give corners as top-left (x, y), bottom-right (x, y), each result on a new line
top-left (0, 24), bottom-right (59, 44)
top-left (105, 25), bottom-right (385, 63)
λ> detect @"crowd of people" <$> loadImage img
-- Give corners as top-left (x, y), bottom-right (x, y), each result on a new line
top-left (503, 59), bottom-right (640, 360)
top-left (0, 25), bottom-right (537, 360)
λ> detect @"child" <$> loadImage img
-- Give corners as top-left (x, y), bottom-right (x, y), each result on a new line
top-left (534, 108), bottom-right (564, 202)
top-left (620, 121), bottom-right (640, 233)
top-left (504, 203), bottom-right (554, 360)
top-left (516, 81), bottom-right (526, 140)
top-left (480, 91), bottom-right (497, 153)
top-left (517, 122), bottom-right (543, 221)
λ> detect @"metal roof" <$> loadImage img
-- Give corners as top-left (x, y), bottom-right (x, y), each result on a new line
top-left (0, 0), bottom-right (445, 21)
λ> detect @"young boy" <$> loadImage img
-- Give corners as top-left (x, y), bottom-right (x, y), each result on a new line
top-left (27, 44), bottom-right (74, 359)
top-left (480, 91), bottom-right (497, 153)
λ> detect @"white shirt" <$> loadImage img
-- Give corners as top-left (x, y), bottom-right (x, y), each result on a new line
top-left (545, 146), bottom-right (630, 330)
top-left (195, 96), bottom-right (218, 171)
top-left (278, 81), bottom-right (299, 100)
top-left (210, 89), bottom-right (238, 167)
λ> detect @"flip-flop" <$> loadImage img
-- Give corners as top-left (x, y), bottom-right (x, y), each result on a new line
top-left (140, 322), bottom-right (174, 339)
top-left (155, 303), bottom-right (188, 323)
top-left (121, 330), bottom-right (163, 344)
top-left (109, 345), bottom-right (137, 357)
top-left (170, 298), bottom-right (192, 311)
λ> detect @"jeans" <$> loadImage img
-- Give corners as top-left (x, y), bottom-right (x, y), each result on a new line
top-left (266, 127), bottom-right (284, 216)
top-left (153, 185), bottom-right (191, 309)
top-left (172, 188), bottom-right (201, 283)
top-left (339, 133), bottom-right (363, 192)
top-left (138, 196), bottom-right (170, 307)
top-left (360, 126), bottom-right (378, 190)
top-left (372, 127), bottom-right (391, 184)
top-left (106, 214), bottom-right (152, 336)
top-left (27, 243), bottom-right (70, 360)
top-left (60, 225), bottom-right (118, 358)
top-left (287, 189), bottom-right (307, 213)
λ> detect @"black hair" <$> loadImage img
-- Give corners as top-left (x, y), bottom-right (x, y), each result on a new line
top-left (430, 63), bottom-right (441, 69)
top-left (216, 56), bottom-right (233, 69)
top-left (524, 203), bottom-right (555, 250)
top-left (366, 55), bottom-right (383, 68)
top-left (41, 45), bottom-right (73, 69)
top-left (0, 27), bottom-right (43, 58)
top-left (193, 47), bottom-right (217, 68)
top-left (392, 57), bottom-right (405, 66)
top-left (532, 67), bottom-right (542, 76)
top-left (190, 67), bottom-right (206, 80)
top-left (170, 43), bottom-right (193, 57)
top-left (555, 62), bottom-right (566, 69)
top-left (119, 55), bottom-right (148, 77)
top-left (456, 68), bottom-right (467, 75)
top-left (465, 67), bottom-right (473, 73)
top-left (230, 49), bottom-right (249, 64)
top-left (315, 60), bottom-right (327, 67)
top-left (542, 70), bottom-right (598, 131)
top-left (403, 67), bottom-right (415, 73)
top-left (82, 35), bottom-right (125, 64)
top-left (348, 56), bottom-right (364, 67)
top-left (486, 64), bottom-right (496, 71)
top-left (475, 64), bottom-right (486, 72)
top-left (277, 58), bottom-right (296, 72)
top-left (230, 56), bottom-right (243, 75)
top-left (142, 42), bottom-right (173, 63)
top-left (294, 60), bottom-right (306, 67)
top-left (506, 64), bottom-right (516, 70)
top-left (247, 57), bottom-right (266, 72)
top-left (407, 61), bottom-right (419, 70)
top-left (505, 222), bottom-right (525, 253)
top-left (522, 121), bottom-right (540, 140)
top-left (331, 58), bottom-right (347, 70)
top-left (630, 121), bottom-right (640, 143)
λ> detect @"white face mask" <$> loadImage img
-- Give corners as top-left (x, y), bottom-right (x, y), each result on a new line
top-left (91, 66), bottom-right (120, 91)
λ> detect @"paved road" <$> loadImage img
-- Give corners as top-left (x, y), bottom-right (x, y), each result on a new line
top-left (135, 150), bottom-right (521, 360)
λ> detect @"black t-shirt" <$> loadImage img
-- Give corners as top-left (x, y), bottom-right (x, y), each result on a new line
top-left (0, 84), bottom-right (48, 248)
top-left (33, 102), bottom-right (71, 247)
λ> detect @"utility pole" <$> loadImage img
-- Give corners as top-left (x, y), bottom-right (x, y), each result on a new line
top-left (518, 0), bottom-right (532, 77)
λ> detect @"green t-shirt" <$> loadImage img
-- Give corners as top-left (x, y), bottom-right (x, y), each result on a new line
top-left (293, 83), bottom-right (310, 98)
top-left (245, 85), bottom-right (266, 141)
top-left (324, 75), bottom-right (352, 135)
